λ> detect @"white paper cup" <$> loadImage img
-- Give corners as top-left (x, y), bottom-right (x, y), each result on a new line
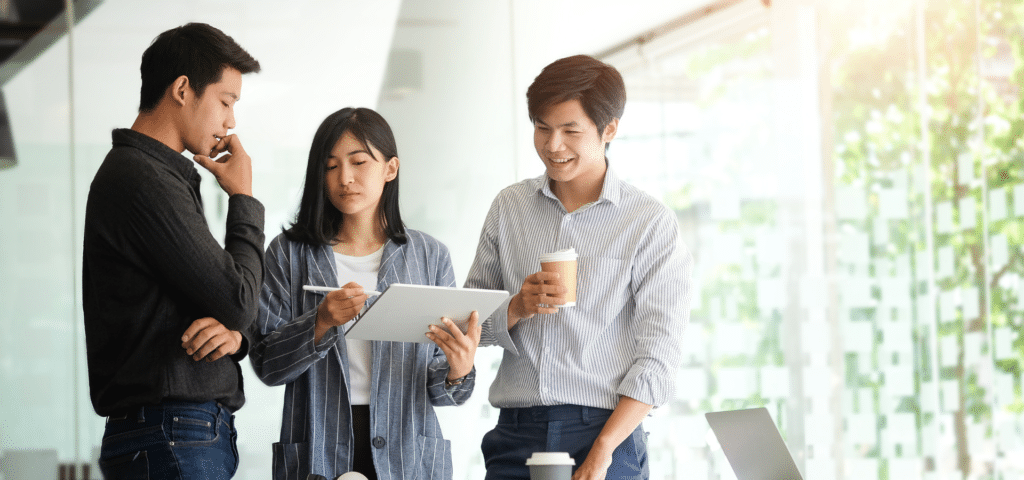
top-left (335, 473), bottom-right (369, 480)
top-left (525, 452), bottom-right (575, 480)
top-left (539, 249), bottom-right (577, 307)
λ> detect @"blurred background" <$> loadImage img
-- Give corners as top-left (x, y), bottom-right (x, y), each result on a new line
top-left (3, 0), bottom-right (1024, 479)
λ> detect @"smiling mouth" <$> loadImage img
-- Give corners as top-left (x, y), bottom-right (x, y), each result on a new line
top-left (549, 158), bottom-right (573, 164)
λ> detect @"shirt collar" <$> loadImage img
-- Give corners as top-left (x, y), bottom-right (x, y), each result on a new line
top-left (534, 159), bottom-right (622, 207)
top-left (111, 128), bottom-right (198, 181)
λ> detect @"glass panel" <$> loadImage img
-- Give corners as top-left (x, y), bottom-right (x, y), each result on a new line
top-left (9, 1), bottom-right (1024, 478)
top-left (0, 26), bottom-right (78, 480)
top-left (611, 2), bottom-right (811, 478)
top-left (609, 0), bottom-right (1024, 478)
top-left (828, 1), bottom-right (926, 478)
top-left (2, 1), bottom-right (401, 478)
top-left (976, 0), bottom-right (1024, 478)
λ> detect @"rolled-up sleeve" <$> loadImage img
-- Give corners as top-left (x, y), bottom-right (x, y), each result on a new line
top-left (615, 210), bottom-right (692, 407)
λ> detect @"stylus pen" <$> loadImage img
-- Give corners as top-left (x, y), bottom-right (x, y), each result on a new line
top-left (302, 285), bottom-right (382, 296)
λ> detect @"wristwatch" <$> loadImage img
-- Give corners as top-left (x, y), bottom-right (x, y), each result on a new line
top-left (445, 374), bottom-right (468, 388)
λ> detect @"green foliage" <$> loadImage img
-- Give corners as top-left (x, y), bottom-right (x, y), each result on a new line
top-left (832, 0), bottom-right (1024, 471)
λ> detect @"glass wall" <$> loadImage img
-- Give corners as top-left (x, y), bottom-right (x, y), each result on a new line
top-left (0, 1), bottom-right (401, 479)
top-left (607, 0), bottom-right (1024, 478)
top-left (9, 0), bottom-right (1024, 479)
top-left (0, 12), bottom-right (79, 480)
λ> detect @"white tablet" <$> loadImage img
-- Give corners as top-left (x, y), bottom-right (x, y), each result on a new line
top-left (343, 283), bottom-right (510, 343)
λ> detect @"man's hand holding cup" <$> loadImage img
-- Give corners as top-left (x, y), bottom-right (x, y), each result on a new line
top-left (507, 248), bottom-right (578, 329)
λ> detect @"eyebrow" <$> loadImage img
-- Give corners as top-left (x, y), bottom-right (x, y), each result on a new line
top-left (327, 149), bottom-right (375, 160)
top-left (536, 119), bottom-right (580, 128)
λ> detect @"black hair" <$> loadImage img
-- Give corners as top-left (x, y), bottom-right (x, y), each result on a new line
top-left (526, 54), bottom-right (626, 147)
top-left (139, 22), bottom-right (260, 112)
top-left (284, 107), bottom-right (407, 246)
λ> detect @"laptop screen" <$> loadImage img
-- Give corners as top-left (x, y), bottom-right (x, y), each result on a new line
top-left (705, 407), bottom-right (804, 480)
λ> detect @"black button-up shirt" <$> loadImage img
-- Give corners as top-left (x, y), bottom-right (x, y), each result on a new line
top-left (83, 128), bottom-right (265, 415)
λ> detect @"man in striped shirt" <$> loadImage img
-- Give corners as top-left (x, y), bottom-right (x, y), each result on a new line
top-left (465, 54), bottom-right (692, 480)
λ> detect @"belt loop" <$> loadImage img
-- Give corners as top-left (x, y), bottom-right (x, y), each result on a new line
top-left (135, 406), bottom-right (145, 423)
top-left (582, 406), bottom-right (590, 425)
top-left (513, 409), bottom-right (519, 429)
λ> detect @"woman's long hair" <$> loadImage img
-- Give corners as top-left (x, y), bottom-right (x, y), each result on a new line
top-left (283, 107), bottom-right (407, 245)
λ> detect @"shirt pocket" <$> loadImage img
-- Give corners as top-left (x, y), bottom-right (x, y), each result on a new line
top-left (577, 256), bottom-right (630, 321)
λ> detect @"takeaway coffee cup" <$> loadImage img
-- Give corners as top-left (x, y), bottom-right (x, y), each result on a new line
top-left (525, 452), bottom-right (575, 480)
top-left (539, 248), bottom-right (577, 307)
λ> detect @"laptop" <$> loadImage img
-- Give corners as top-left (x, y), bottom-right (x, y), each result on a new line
top-left (705, 407), bottom-right (804, 480)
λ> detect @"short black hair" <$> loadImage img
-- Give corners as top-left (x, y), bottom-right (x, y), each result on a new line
top-left (138, 23), bottom-right (260, 112)
top-left (284, 107), bottom-right (407, 246)
top-left (526, 54), bottom-right (626, 136)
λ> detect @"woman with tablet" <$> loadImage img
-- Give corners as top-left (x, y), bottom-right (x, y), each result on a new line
top-left (248, 107), bottom-right (481, 480)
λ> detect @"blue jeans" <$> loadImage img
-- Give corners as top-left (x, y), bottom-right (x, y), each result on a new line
top-left (98, 400), bottom-right (239, 480)
top-left (482, 405), bottom-right (649, 480)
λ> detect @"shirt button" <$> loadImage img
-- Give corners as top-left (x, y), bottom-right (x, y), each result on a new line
top-left (372, 436), bottom-right (386, 449)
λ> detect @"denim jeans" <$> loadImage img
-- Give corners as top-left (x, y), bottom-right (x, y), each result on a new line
top-left (98, 400), bottom-right (239, 480)
top-left (481, 405), bottom-right (649, 480)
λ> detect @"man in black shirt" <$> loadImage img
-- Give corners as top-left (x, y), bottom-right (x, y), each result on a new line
top-left (82, 23), bottom-right (263, 480)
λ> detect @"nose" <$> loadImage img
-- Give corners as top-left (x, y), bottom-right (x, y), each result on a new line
top-left (225, 108), bottom-right (236, 131)
top-left (545, 130), bottom-right (564, 152)
top-left (340, 164), bottom-right (354, 185)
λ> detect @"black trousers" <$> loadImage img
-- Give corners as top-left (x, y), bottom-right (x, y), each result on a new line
top-left (351, 405), bottom-right (378, 480)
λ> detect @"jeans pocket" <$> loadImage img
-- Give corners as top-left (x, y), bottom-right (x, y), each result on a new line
top-left (99, 450), bottom-right (149, 480)
top-left (229, 415), bottom-right (239, 475)
top-left (169, 411), bottom-right (218, 446)
top-left (102, 424), bottom-right (164, 447)
top-left (479, 426), bottom-right (502, 461)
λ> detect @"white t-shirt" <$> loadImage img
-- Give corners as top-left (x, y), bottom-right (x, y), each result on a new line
top-left (333, 245), bottom-right (383, 405)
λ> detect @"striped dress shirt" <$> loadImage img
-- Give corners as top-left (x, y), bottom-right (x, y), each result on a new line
top-left (465, 166), bottom-right (692, 410)
top-left (249, 229), bottom-right (475, 480)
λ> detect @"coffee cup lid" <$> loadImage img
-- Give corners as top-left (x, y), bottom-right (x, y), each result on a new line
top-left (525, 452), bottom-right (575, 466)
top-left (539, 248), bottom-right (577, 263)
top-left (336, 473), bottom-right (369, 480)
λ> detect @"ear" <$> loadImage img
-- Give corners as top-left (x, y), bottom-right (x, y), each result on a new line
top-left (168, 75), bottom-right (191, 107)
top-left (384, 156), bottom-right (400, 182)
top-left (601, 118), bottom-right (619, 144)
